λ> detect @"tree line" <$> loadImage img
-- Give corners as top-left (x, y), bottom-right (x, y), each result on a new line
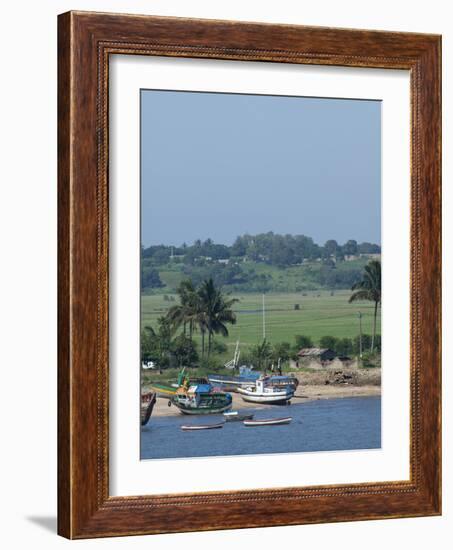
top-left (142, 232), bottom-right (381, 268)
top-left (141, 324), bottom-right (381, 371)
top-left (141, 233), bottom-right (381, 292)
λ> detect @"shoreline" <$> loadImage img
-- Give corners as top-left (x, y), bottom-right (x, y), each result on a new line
top-left (144, 384), bottom-right (381, 418)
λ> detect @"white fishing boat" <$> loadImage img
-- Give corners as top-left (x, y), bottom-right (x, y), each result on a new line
top-left (237, 377), bottom-right (294, 404)
top-left (180, 422), bottom-right (224, 431)
top-left (243, 417), bottom-right (292, 427)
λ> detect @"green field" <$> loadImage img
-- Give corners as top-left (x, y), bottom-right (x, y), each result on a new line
top-left (141, 290), bottom-right (381, 357)
top-left (142, 257), bottom-right (372, 295)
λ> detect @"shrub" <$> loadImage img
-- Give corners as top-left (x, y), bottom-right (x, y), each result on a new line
top-left (353, 334), bottom-right (372, 354)
top-left (336, 337), bottom-right (353, 356)
top-left (294, 334), bottom-right (314, 349)
top-left (319, 335), bottom-right (338, 350)
top-left (210, 340), bottom-right (228, 355)
top-left (141, 268), bottom-right (164, 289)
top-left (272, 342), bottom-right (292, 362)
top-left (173, 334), bottom-right (198, 367)
top-left (360, 352), bottom-right (381, 368)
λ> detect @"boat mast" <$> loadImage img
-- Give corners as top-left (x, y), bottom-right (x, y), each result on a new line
top-left (262, 293), bottom-right (266, 340)
top-left (234, 340), bottom-right (240, 367)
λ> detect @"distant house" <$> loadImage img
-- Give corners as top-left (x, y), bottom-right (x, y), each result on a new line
top-left (297, 348), bottom-right (336, 362)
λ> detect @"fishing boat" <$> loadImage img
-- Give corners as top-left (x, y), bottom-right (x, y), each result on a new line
top-left (237, 377), bottom-right (295, 404)
top-left (172, 370), bottom-right (232, 415)
top-left (243, 417), bottom-right (292, 426)
top-left (172, 384), bottom-right (232, 415)
top-left (208, 372), bottom-right (298, 390)
top-left (149, 369), bottom-right (233, 414)
top-left (181, 422), bottom-right (224, 431)
top-left (223, 411), bottom-right (254, 422)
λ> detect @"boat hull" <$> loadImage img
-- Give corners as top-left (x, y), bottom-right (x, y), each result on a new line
top-left (237, 387), bottom-right (294, 404)
top-left (175, 402), bottom-right (232, 415)
top-left (244, 417), bottom-right (292, 426)
top-left (181, 422), bottom-right (224, 430)
top-left (149, 383), bottom-right (177, 397)
top-left (171, 383), bottom-right (233, 415)
top-left (140, 392), bottom-right (156, 426)
top-left (240, 395), bottom-right (292, 404)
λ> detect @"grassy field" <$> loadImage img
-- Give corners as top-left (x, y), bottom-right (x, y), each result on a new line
top-left (141, 290), bottom-right (381, 358)
top-left (143, 257), bottom-right (371, 295)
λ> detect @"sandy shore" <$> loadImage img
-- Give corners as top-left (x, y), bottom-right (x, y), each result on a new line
top-left (145, 383), bottom-right (381, 418)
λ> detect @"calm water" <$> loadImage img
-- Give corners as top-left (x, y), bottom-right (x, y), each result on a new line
top-left (140, 396), bottom-right (381, 460)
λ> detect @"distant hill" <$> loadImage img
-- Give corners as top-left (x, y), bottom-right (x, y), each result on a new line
top-left (141, 232), bottom-right (380, 293)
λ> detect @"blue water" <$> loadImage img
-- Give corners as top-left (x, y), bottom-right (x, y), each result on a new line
top-left (140, 396), bottom-right (381, 460)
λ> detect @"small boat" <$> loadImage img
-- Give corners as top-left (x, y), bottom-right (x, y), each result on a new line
top-left (140, 392), bottom-right (156, 426)
top-left (223, 411), bottom-right (254, 422)
top-left (243, 417), bottom-right (292, 427)
top-left (181, 422), bottom-right (224, 431)
top-left (237, 377), bottom-right (294, 404)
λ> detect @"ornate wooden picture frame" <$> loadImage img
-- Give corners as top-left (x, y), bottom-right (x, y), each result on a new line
top-left (58, 11), bottom-right (441, 539)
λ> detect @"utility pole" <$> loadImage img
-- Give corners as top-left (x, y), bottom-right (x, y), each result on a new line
top-left (358, 311), bottom-right (363, 358)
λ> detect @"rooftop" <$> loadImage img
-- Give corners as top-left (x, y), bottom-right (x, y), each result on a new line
top-left (297, 348), bottom-right (333, 357)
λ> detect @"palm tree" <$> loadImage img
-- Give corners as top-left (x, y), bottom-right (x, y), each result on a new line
top-left (197, 278), bottom-right (238, 359)
top-left (349, 260), bottom-right (381, 353)
top-left (194, 299), bottom-right (208, 359)
top-left (166, 280), bottom-right (198, 339)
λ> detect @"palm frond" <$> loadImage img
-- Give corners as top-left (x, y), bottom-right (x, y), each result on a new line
top-left (144, 325), bottom-right (156, 337)
top-left (348, 289), bottom-right (372, 303)
top-left (349, 260), bottom-right (381, 304)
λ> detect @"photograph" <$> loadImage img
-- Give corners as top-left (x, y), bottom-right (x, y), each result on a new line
top-left (139, 89), bottom-right (382, 460)
top-left (0, 0), bottom-right (445, 544)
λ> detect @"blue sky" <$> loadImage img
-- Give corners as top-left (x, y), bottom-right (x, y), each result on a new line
top-left (141, 90), bottom-right (381, 247)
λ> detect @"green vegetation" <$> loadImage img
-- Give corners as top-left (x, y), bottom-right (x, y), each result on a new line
top-left (141, 233), bottom-right (381, 294)
top-left (349, 260), bottom-right (381, 352)
top-left (248, 339), bottom-right (273, 371)
top-left (142, 257), bottom-right (377, 295)
top-left (142, 278), bottom-right (238, 367)
top-left (141, 317), bottom-right (200, 369)
top-left (142, 288), bottom-right (381, 365)
top-left (197, 278), bottom-right (238, 358)
top-left (141, 267), bottom-right (164, 289)
top-left (140, 234), bottom-right (382, 372)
